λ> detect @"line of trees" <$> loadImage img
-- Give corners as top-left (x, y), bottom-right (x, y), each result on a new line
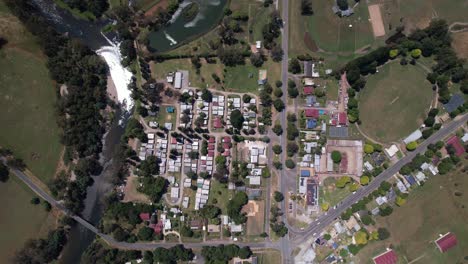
top-left (201, 244), bottom-right (252, 263)
top-left (62, 0), bottom-right (109, 17)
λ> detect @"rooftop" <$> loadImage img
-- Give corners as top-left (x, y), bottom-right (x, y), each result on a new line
top-left (435, 232), bottom-right (457, 252)
top-left (373, 249), bottom-right (398, 264)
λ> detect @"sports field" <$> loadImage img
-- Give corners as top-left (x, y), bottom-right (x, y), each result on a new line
top-left (289, 0), bottom-right (376, 56)
top-left (356, 164), bottom-right (468, 264)
top-left (358, 62), bottom-right (433, 143)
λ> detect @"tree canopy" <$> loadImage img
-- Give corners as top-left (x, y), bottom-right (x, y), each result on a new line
top-left (331, 151), bottom-right (342, 163)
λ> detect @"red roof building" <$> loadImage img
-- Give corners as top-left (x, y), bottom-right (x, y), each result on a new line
top-left (208, 144), bottom-right (215, 150)
top-left (223, 143), bottom-right (230, 149)
top-left (213, 117), bottom-right (223, 129)
top-left (170, 137), bottom-right (177, 144)
top-left (435, 232), bottom-right (457, 252)
top-left (303, 86), bottom-right (314, 95)
top-left (373, 249), bottom-right (398, 264)
top-left (338, 112), bottom-right (348, 125)
top-left (331, 119), bottom-right (337, 126)
top-left (139, 213), bottom-right (150, 221)
top-left (223, 150), bottom-right (230, 157)
top-left (208, 137), bottom-right (216, 143)
top-left (305, 109), bottom-right (319, 118)
top-left (446, 135), bottom-right (464, 156)
top-left (223, 136), bottom-right (231, 143)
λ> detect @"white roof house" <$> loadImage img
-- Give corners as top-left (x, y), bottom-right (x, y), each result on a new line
top-left (462, 133), bottom-right (468, 143)
top-left (385, 144), bottom-right (399, 157)
top-left (174, 72), bottom-right (182, 89)
top-left (171, 187), bottom-right (180, 199)
top-left (403, 129), bottom-right (422, 144)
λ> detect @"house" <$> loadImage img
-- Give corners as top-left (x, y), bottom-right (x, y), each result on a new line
top-left (303, 77), bottom-right (314, 86)
top-left (372, 249), bottom-right (398, 264)
top-left (230, 224), bottom-right (243, 233)
top-left (434, 232), bottom-right (457, 252)
top-left (250, 44), bottom-right (258, 54)
top-left (446, 135), bottom-right (464, 156)
top-left (333, 222), bottom-right (346, 234)
top-left (462, 133), bottom-right (468, 143)
top-left (213, 116), bottom-right (223, 129)
top-left (421, 162), bottom-right (438, 175)
top-left (190, 220), bottom-right (203, 230)
top-left (364, 161), bottom-right (374, 171)
top-left (258, 69), bottom-right (267, 85)
top-left (405, 175), bottom-right (417, 186)
top-left (166, 72), bottom-right (174, 83)
top-left (256, 41), bottom-right (262, 49)
top-left (306, 119), bottom-right (318, 129)
top-left (338, 112), bottom-right (347, 126)
top-left (248, 176), bottom-right (261, 185)
top-left (304, 61), bottom-right (313, 77)
top-left (344, 215), bottom-right (361, 232)
top-left (139, 213), bottom-right (150, 222)
top-left (403, 129), bottom-right (422, 144)
top-left (385, 145), bottom-right (399, 158)
top-left (170, 187), bottom-right (180, 199)
top-left (174, 72), bottom-right (182, 89)
top-left (306, 179), bottom-right (318, 206)
top-left (248, 188), bottom-right (262, 200)
top-left (414, 171), bottom-right (426, 182)
top-left (305, 109), bottom-right (320, 118)
top-left (306, 95), bottom-right (317, 106)
top-left (303, 86), bottom-right (314, 95)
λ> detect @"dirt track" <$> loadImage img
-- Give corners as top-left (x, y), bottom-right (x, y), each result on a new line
top-left (368, 4), bottom-right (385, 37)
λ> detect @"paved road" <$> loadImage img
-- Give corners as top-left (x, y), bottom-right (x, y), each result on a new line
top-left (290, 113), bottom-right (468, 246)
top-left (278, 0), bottom-right (293, 263)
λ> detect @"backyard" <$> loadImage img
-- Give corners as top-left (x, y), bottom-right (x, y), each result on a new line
top-left (356, 164), bottom-right (468, 264)
top-left (358, 62), bottom-right (433, 143)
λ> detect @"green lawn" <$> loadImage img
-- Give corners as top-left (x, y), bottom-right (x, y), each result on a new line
top-left (53, 0), bottom-right (96, 20)
top-left (356, 163), bottom-right (468, 264)
top-left (0, 177), bottom-right (53, 261)
top-left (319, 177), bottom-right (352, 207)
top-left (256, 250), bottom-right (282, 264)
top-left (358, 62), bottom-right (433, 143)
top-left (207, 181), bottom-right (233, 214)
top-left (0, 8), bottom-right (62, 183)
top-left (289, 0), bottom-right (375, 56)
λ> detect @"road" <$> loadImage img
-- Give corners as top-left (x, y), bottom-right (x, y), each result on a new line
top-left (2, 113), bottom-right (466, 259)
top-left (277, 0), bottom-right (294, 263)
top-left (290, 113), bottom-right (468, 246)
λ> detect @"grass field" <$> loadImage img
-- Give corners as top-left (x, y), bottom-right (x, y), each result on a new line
top-left (255, 250), bottom-right (282, 264)
top-left (151, 58), bottom-right (280, 94)
top-left (356, 164), bottom-right (468, 264)
top-left (0, 6), bottom-right (62, 183)
top-left (289, 0), bottom-right (376, 56)
top-left (207, 181), bottom-right (233, 214)
top-left (319, 177), bottom-right (352, 206)
top-left (358, 62), bottom-right (433, 143)
top-left (0, 177), bottom-right (55, 261)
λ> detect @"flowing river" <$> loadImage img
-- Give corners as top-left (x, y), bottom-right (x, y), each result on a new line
top-left (30, 0), bottom-right (132, 263)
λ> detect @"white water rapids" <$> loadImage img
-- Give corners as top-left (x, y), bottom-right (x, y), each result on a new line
top-left (96, 34), bottom-right (133, 110)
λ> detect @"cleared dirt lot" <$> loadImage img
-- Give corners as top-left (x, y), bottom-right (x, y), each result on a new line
top-left (368, 4), bottom-right (385, 37)
top-left (242, 200), bottom-right (265, 236)
top-left (325, 140), bottom-right (363, 177)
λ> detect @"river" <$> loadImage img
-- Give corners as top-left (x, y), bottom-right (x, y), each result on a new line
top-left (148, 0), bottom-right (227, 52)
top-left (30, 0), bottom-right (131, 263)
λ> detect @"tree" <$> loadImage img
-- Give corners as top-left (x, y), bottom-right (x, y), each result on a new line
top-left (272, 124), bottom-right (283, 135)
top-left (323, 233), bottom-right (331, 240)
top-left (354, 231), bottom-right (368, 245)
top-left (7, 158), bottom-right (26, 170)
top-left (285, 159), bottom-right (295, 169)
top-left (273, 88), bottom-right (283, 98)
top-left (377, 227), bottom-right (390, 240)
top-left (369, 231), bottom-right (379, 240)
top-left (270, 46), bottom-right (284, 62)
top-left (340, 248), bottom-right (348, 258)
top-left (30, 197), bottom-right (40, 205)
top-left (364, 144), bottom-right (374, 154)
top-left (180, 225), bottom-right (194, 237)
top-left (250, 53), bottom-right (264, 67)
top-left (395, 196), bottom-right (407, 206)
top-left (288, 58), bottom-right (301, 74)
top-left (272, 145), bottom-right (282, 154)
top-left (337, 0), bottom-right (349, 10)
top-left (348, 182), bottom-right (359, 192)
top-left (300, 0), bottom-right (313, 15)
top-left (321, 202), bottom-right (330, 211)
top-left (361, 215), bottom-right (373, 225)
top-left (238, 247), bottom-right (252, 259)
top-left (227, 192), bottom-right (248, 224)
top-left (411, 49), bottom-right (422, 58)
top-left (230, 110), bottom-right (244, 130)
top-left (286, 142), bottom-right (299, 157)
top-left (0, 163), bottom-right (9, 182)
top-left (288, 85), bottom-right (299, 98)
top-left (274, 191), bottom-right (284, 202)
top-left (273, 98), bottom-right (285, 111)
top-left (389, 49), bottom-right (399, 58)
top-left (137, 156), bottom-right (160, 177)
top-left (201, 89), bottom-right (213, 102)
top-left (138, 227), bottom-right (154, 241)
top-left (406, 141), bottom-right (418, 151)
top-left (360, 176), bottom-right (370, 185)
top-left (424, 116), bottom-right (435, 127)
top-left (331, 151), bottom-right (342, 163)
top-left (379, 205), bottom-right (393, 216)
top-left (336, 176), bottom-right (351, 188)
top-left (200, 205), bottom-right (221, 219)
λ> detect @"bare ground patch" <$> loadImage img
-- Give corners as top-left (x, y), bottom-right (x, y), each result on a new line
top-left (368, 4), bottom-right (385, 37)
top-left (451, 31), bottom-right (468, 59)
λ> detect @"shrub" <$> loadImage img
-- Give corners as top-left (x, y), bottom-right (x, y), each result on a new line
top-left (364, 144), bottom-right (374, 154)
top-left (406, 141), bottom-right (418, 151)
top-left (331, 151), bottom-right (342, 163)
